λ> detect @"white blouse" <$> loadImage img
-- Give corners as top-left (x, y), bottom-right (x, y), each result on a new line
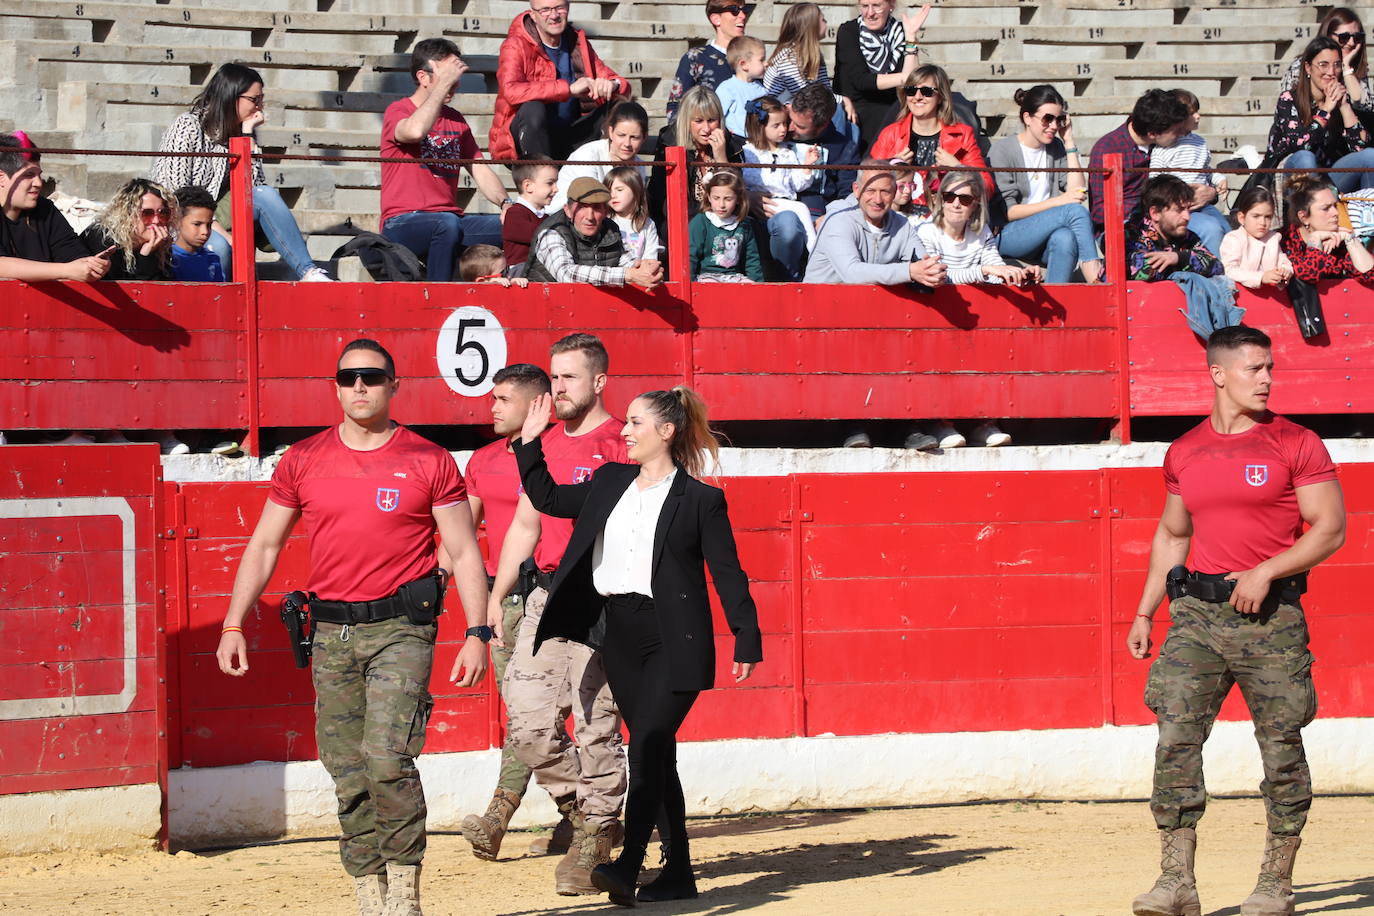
top-left (592, 470), bottom-right (677, 598)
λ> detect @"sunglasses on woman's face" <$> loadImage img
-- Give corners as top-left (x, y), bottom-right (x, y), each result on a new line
top-left (944, 192), bottom-right (978, 207)
top-left (903, 85), bottom-right (938, 98)
top-left (1335, 30), bottom-right (1366, 44)
top-left (141, 207), bottom-right (172, 221)
top-left (1039, 113), bottom-right (1069, 128)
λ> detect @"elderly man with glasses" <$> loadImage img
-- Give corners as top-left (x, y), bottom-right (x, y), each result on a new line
top-left (489, 0), bottom-right (632, 161)
top-left (665, 0), bottom-right (752, 121)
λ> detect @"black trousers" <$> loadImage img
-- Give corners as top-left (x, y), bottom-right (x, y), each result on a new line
top-left (510, 100), bottom-right (610, 161)
top-left (600, 593), bottom-right (700, 852)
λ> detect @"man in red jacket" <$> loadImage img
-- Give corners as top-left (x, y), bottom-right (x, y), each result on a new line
top-left (489, 0), bottom-right (632, 161)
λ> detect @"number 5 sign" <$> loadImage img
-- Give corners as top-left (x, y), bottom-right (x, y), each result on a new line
top-left (436, 306), bottom-right (507, 396)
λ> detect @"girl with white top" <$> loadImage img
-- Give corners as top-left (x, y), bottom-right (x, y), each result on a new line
top-left (550, 101), bottom-right (650, 212)
top-left (606, 166), bottom-right (661, 262)
top-left (916, 169), bottom-right (1040, 285)
top-left (988, 84), bottom-right (1102, 284)
top-left (1220, 185), bottom-right (1295, 289)
top-left (742, 96), bottom-right (821, 250)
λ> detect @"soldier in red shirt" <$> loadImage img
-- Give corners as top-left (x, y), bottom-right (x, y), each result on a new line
top-left (488, 333), bottom-right (630, 895)
top-left (1127, 325), bottom-right (1346, 916)
top-left (215, 339), bottom-right (491, 916)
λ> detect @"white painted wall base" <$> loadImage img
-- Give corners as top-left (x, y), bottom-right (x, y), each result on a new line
top-left (167, 718), bottom-right (1374, 849)
top-left (0, 783), bottom-right (162, 854)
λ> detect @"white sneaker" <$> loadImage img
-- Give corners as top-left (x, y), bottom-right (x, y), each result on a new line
top-left (970, 422), bottom-right (1012, 447)
top-left (300, 267), bottom-right (335, 282)
top-left (160, 436), bottom-right (191, 456)
top-left (929, 422), bottom-right (965, 449)
top-left (271, 443), bottom-right (291, 457)
top-left (842, 430), bottom-right (872, 448)
top-left (211, 440), bottom-right (243, 457)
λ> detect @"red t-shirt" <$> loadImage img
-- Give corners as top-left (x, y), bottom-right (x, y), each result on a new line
top-left (380, 97), bottom-right (481, 228)
top-left (269, 424), bottom-right (466, 601)
top-left (1163, 414), bottom-right (1337, 574)
top-left (535, 417), bottom-right (628, 572)
top-left (465, 437), bottom-right (521, 577)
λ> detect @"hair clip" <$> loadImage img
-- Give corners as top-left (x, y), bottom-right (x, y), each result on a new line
top-left (745, 98), bottom-right (768, 121)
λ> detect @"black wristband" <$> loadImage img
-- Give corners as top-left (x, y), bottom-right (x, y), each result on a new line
top-left (466, 625), bottom-right (495, 642)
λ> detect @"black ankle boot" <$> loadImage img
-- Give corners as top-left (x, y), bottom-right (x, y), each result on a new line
top-left (637, 840), bottom-right (698, 903)
top-left (592, 844), bottom-right (646, 907)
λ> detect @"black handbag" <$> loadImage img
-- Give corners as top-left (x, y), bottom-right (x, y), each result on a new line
top-left (1285, 274), bottom-right (1328, 339)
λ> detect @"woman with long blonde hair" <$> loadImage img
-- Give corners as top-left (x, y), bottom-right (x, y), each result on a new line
top-left (648, 85), bottom-right (745, 225)
top-left (80, 177), bottom-right (177, 280)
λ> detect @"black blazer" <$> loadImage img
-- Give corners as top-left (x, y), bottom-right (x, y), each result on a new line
top-left (514, 436), bottom-right (762, 692)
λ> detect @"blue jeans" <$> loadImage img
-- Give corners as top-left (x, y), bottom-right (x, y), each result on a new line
top-left (382, 211), bottom-right (502, 282)
top-left (996, 203), bottom-right (1099, 283)
top-left (1287, 148), bottom-right (1374, 192)
top-left (766, 211), bottom-right (807, 281)
top-left (1187, 204), bottom-right (1230, 256)
top-left (206, 185), bottom-right (318, 280)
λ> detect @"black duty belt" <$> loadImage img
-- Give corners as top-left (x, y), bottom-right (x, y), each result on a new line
top-left (1185, 570), bottom-right (1308, 604)
top-left (311, 592), bottom-right (412, 625)
top-left (535, 570), bottom-right (554, 593)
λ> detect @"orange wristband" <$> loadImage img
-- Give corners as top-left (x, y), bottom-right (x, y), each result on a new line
top-left (221, 626), bottom-right (244, 634)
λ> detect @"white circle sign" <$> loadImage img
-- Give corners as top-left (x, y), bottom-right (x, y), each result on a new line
top-left (436, 306), bottom-right (507, 397)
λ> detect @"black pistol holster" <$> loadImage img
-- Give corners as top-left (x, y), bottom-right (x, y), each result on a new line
top-left (1165, 565), bottom-right (1189, 601)
top-left (280, 590), bottom-right (314, 669)
top-left (397, 567), bottom-right (447, 626)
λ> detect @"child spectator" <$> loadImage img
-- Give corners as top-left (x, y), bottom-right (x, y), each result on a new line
top-left (1150, 89), bottom-right (1229, 257)
top-left (915, 169), bottom-right (1038, 285)
top-left (170, 185), bottom-right (225, 281)
top-left (742, 96), bottom-right (820, 250)
top-left (0, 133), bottom-right (110, 282)
top-left (460, 243), bottom-right (529, 287)
top-left (502, 162), bottom-right (559, 270)
top-left (689, 169), bottom-right (763, 282)
top-left (80, 177), bottom-right (176, 281)
top-left (1220, 186), bottom-right (1294, 289)
top-left (605, 166), bottom-right (660, 261)
top-left (718, 36), bottom-right (768, 138)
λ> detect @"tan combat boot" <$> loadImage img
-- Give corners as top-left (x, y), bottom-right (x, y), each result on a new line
top-left (529, 812), bottom-right (575, 856)
top-left (554, 808), bottom-right (592, 895)
top-left (382, 862), bottom-right (422, 916)
top-left (1132, 827), bottom-right (1201, 916)
top-left (353, 873), bottom-right (387, 916)
top-left (459, 788), bottom-right (521, 861)
top-left (1240, 833), bottom-right (1301, 916)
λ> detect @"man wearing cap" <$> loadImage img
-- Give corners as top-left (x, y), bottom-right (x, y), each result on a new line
top-left (524, 177), bottom-right (663, 287)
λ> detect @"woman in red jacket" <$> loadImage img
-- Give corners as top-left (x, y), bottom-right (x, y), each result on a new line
top-left (869, 63), bottom-right (991, 211)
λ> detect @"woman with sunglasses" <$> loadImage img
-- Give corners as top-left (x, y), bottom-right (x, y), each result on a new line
top-left (79, 177), bottom-right (177, 281)
top-left (833, 1), bottom-right (930, 153)
top-left (1268, 36), bottom-right (1374, 192)
top-left (154, 63), bottom-right (332, 281)
top-left (665, 0), bottom-right (750, 120)
top-left (989, 85), bottom-right (1102, 283)
top-left (1280, 7), bottom-right (1374, 114)
top-left (868, 64), bottom-right (991, 210)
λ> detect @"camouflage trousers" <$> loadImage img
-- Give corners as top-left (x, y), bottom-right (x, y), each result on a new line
top-left (502, 586), bottom-right (626, 824)
top-left (313, 617), bottom-right (436, 877)
top-left (1144, 595), bottom-right (1318, 836)
top-left (492, 593), bottom-right (535, 797)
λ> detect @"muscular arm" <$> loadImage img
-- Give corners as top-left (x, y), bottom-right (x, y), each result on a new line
top-left (434, 502), bottom-right (491, 687)
top-left (1228, 479), bottom-right (1346, 613)
top-left (1127, 492), bottom-right (1193, 659)
top-left (216, 499), bottom-right (301, 675)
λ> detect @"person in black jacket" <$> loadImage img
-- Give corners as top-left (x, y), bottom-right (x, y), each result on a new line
top-left (512, 384), bottom-right (762, 907)
top-left (0, 133), bottom-right (110, 282)
top-left (80, 177), bottom-right (176, 281)
top-left (833, 1), bottom-right (929, 153)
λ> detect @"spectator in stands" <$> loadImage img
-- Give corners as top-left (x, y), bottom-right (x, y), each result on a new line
top-left (787, 82), bottom-right (862, 218)
top-left (743, 97), bottom-right (821, 255)
top-left (1280, 173), bottom-right (1374, 280)
top-left (1150, 89), bottom-right (1230, 257)
top-left (718, 36), bottom-right (768, 138)
top-left (154, 64), bottom-right (331, 281)
top-left (833, 0), bottom-right (930, 153)
top-left (0, 134), bottom-right (110, 282)
top-left (170, 186), bottom-right (225, 282)
top-left (382, 39), bottom-right (515, 282)
top-left (1221, 186), bottom-right (1293, 290)
top-left (1089, 89), bottom-right (1190, 234)
top-left (525, 176), bottom-right (664, 287)
top-left (990, 85), bottom-right (1102, 284)
top-left (690, 169), bottom-right (764, 281)
top-left (1270, 36), bottom-right (1374, 192)
top-left (1125, 175), bottom-right (1223, 281)
top-left (648, 86), bottom-right (745, 226)
top-left (917, 169), bottom-right (1039, 285)
top-left (550, 100), bottom-right (650, 211)
top-left (804, 159), bottom-right (945, 285)
top-left (1280, 7), bottom-right (1374, 115)
top-left (869, 64), bottom-right (992, 208)
top-left (666, 0), bottom-right (751, 121)
top-left (503, 162), bottom-right (559, 271)
top-left (489, 0), bottom-right (631, 161)
top-left (460, 243), bottom-right (530, 287)
top-left (606, 166), bottom-right (661, 261)
top-left (80, 178), bottom-right (176, 281)
top-left (765, 4), bottom-right (857, 127)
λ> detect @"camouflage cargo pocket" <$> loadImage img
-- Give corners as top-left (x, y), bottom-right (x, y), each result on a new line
top-left (1287, 648), bottom-right (1318, 729)
top-left (387, 677), bottom-right (434, 757)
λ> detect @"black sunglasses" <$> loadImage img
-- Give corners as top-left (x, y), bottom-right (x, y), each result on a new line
top-left (335, 368), bottom-right (393, 387)
top-left (903, 85), bottom-right (939, 98)
top-left (944, 192), bottom-right (978, 207)
top-left (714, 4), bottom-right (749, 14)
top-left (1038, 113), bottom-right (1069, 128)
top-left (1335, 30), bottom-right (1366, 44)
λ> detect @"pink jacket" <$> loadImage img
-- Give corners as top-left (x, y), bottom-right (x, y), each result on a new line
top-left (1220, 227), bottom-right (1293, 289)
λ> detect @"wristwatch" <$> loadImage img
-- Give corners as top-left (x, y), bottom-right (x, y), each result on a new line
top-left (466, 625), bottom-right (495, 642)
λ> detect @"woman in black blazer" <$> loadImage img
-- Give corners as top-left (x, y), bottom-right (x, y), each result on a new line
top-left (513, 385), bottom-right (762, 907)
